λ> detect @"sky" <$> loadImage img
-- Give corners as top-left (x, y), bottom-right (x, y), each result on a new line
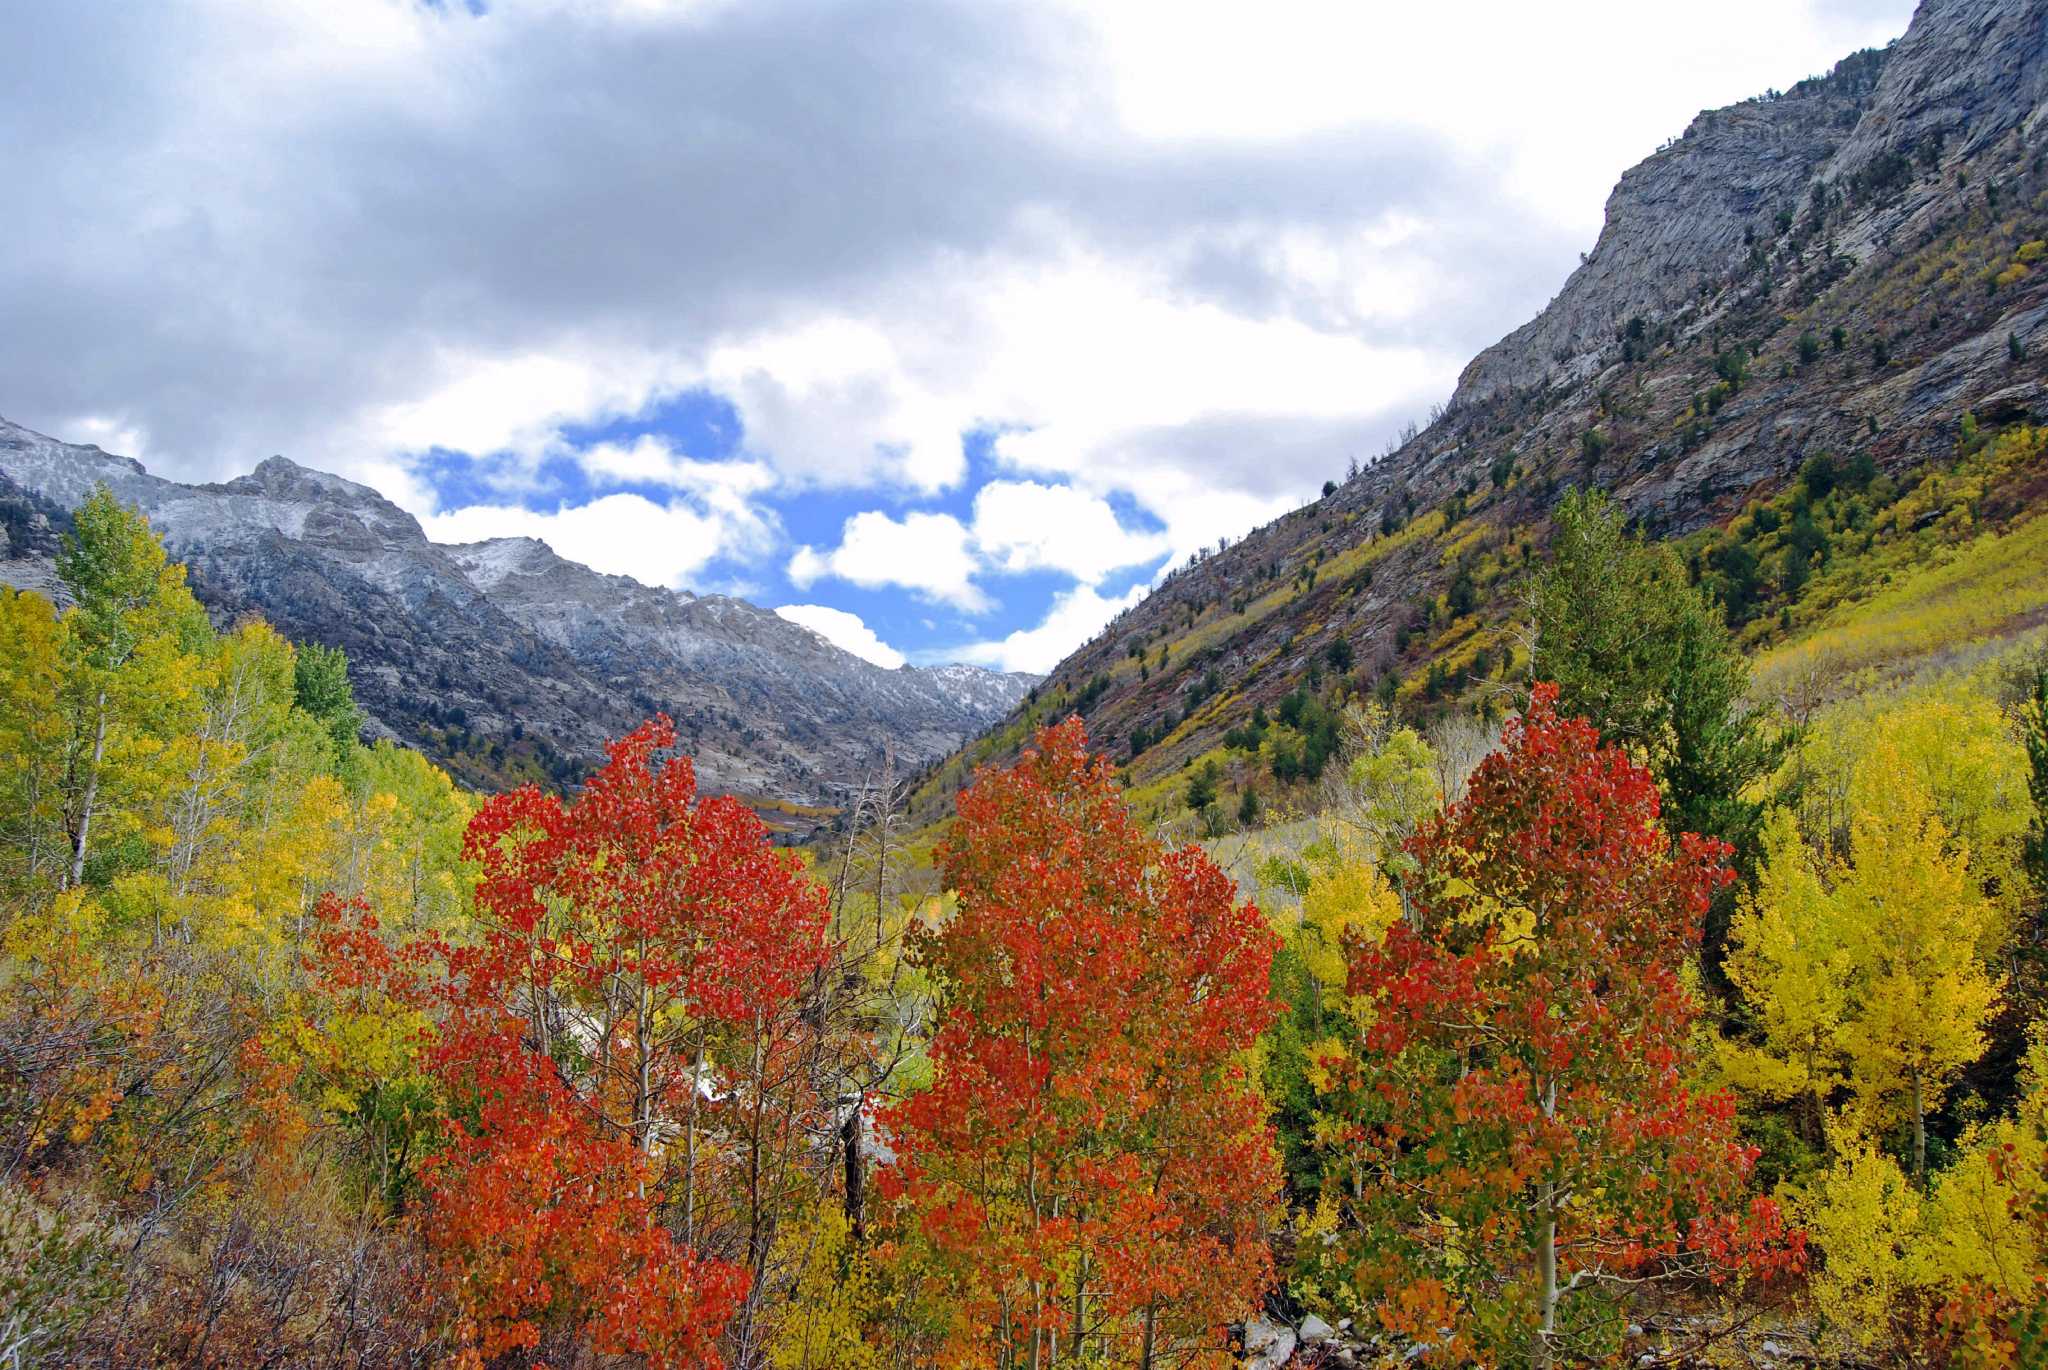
top-left (0, 0), bottom-right (1915, 674)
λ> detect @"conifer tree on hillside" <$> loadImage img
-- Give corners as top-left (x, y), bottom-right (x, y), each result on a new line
top-left (1529, 489), bottom-right (1782, 978)
top-left (292, 640), bottom-right (362, 770)
top-left (1529, 489), bottom-right (1780, 858)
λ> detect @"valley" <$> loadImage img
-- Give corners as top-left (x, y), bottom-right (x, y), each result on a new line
top-left (3, 0), bottom-right (2047, 1365)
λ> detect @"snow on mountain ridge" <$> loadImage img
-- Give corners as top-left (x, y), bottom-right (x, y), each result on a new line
top-left (0, 415), bottom-right (1039, 808)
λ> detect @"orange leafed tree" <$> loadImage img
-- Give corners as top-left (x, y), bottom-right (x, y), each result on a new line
top-left (882, 717), bottom-right (1280, 1368)
top-left (423, 715), bottom-right (830, 1367)
top-left (422, 1020), bottom-right (750, 1369)
top-left (1339, 685), bottom-right (1801, 1366)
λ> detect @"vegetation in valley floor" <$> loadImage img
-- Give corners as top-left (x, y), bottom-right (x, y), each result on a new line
top-left (3, 478), bottom-right (2046, 1367)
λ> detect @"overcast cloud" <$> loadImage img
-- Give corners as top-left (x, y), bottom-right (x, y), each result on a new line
top-left (0, 0), bottom-right (1915, 670)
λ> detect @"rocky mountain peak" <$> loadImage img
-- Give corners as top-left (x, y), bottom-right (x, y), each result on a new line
top-left (232, 454), bottom-right (385, 502)
top-left (0, 419), bottom-right (1037, 815)
top-left (0, 415), bottom-right (165, 509)
top-left (1824, 0), bottom-right (2048, 185)
top-left (446, 535), bottom-right (570, 590)
top-left (1454, 0), bottom-right (2046, 415)
top-left (1453, 48), bottom-right (1887, 409)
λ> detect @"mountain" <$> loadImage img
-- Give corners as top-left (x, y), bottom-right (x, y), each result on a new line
top-left (923, 0), bottom-right (2048, 819)
top-left (0, 418), bottom-right (1036, 815)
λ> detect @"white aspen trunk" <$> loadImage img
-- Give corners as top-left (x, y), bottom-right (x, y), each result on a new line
top-left (67, 690), bottom-right (108, 892)
top-left (1534, 1075), bottom-right (1559, 1369)
top-left (683, 1030), bottom-right (706, 1248)
top-left (1535, 1184), bottom-right (1558, 1370)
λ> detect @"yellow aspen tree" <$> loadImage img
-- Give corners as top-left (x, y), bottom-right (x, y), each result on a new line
top-left (1832, 765), bottom-right (2003, 1182)
top-left (1723, 808), bottom-right (1855, 1145)
top-left (51, 487), bottom-right (208, 894)
top-left (1917, 1038), bottom-right (2048, 1302)
top-left (157, 620), bottom-right (297, 908)
top-left (1787, 689), bottom-right (2029, 931)
top-left (351, 741), bottom-right (473, 931)
top-left (0, 589), bottom-right (69, 898)
top-left (1795, 1142), bottom-right (1923, 1346)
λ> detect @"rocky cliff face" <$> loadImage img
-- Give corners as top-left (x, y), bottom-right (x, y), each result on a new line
top-left (1454, 49), bottom-right (1887, 407)
top-left (927, 0), bottom-right (2048, 815)
top-left (1458, 0), bottom-right (2046, 415)
top-left (1417, 0), bottom-right (2048, 533)
top-left (0, 419), bottom-right (1036, 814)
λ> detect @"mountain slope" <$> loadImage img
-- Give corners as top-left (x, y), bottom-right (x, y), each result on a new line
top-left (0, 419), bottom-right (1036, 813)
top-left (921, 0), bottom-right (2048, 823)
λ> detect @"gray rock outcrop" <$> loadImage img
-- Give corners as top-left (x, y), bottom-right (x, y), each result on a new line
top-left (0, 417), bottom-right (1036, 814)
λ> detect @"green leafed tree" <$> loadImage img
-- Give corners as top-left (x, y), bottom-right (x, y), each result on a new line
top-left (1528, 489), bottom-right (1780, 863)
top-left (292, 640), bottom-right (362, 770)
top-left (2022, 657), bottom-right (2048, 917)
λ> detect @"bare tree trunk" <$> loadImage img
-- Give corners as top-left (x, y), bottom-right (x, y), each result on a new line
top-left (1535, 1183), bottom-right (1558, 1370)
top-left (683, 1029), bottom-right (706, 1249)
top-left (1070, 1255), bottom-right (1085, 1363)
top-left (747, 1017), bottom-right (767, 1273)
top-left (66, 690), bottom-right (108, 892)
top-left (636, 945), bottom-right (656, 1154)
top-left (841, 1102), bottom-right (865, 1244)
top-left (1534, 1074), bottom-right (1559, 1370)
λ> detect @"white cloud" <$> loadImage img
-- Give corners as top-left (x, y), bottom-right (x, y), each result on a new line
top-left (775, 603), bottom-right (907, 669)
top-left (63, 414), bottom-right (152, 463)
top-left (947, 581), bottom-right (1150, 675)
top-left (786, 544), bottom-right (830, 588)
top-left (0, 0), bottom-right (1918, 667)
top-left (969, 479), bottom-right (1168, 582)
top-left (788, 510), bottom-right (988, 612)
top-left (422, 490), bottom-right (769, 590)
top-left (369, 350), bottom-right (692, 472)
top-left (789, 478), bottom-right (1174, 613)
top-left (705, 319), bottom-right (967, 492)
top-left (1062, 0), bottom-right (1913, 227)
top-left (578, 435), bottom-right (778, 513)
top-left (415, 436), bottom-right (778, 589)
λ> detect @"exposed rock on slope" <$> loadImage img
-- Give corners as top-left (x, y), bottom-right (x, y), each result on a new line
top-left (0, 418), bottom-right (1036, 810)
top-left (1455, 48), bottom-right (1888, 407)
top-left (924, 0), bottom-right (2048, 818)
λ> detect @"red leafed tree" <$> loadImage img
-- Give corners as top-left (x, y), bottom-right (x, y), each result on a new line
top-left (881, 717), bottom-right (1280, 1369)
top-left (426, 715), bottom-right (830, 1366)
top-left (1340, 685), bottom-right (1800, 1366)
top-left (422, 1016), bottom-right (751, 1369)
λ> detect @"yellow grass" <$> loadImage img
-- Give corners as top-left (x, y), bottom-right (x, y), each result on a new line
top-left (1754, 508), bottom-right (2048, 696)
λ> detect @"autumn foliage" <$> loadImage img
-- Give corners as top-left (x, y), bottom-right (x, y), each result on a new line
top-left (1336, 685), bottom-right (1800, 1362)
top-left (11, 489), bottom-right (2048, 1367)
top-left (882, 718), bottom-right (1280, 1367)
top-left (426, 715), bottom-right (830, 1365)
top-left (420, 1014), bottom-right (749, 1368)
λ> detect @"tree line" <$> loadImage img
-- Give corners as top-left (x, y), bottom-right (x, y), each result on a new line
top-left (0, 485), bottom-right (2044, 1365)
